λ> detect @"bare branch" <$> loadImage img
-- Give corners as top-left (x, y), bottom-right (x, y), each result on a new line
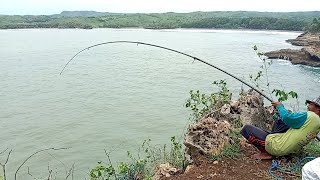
top-left (3, 150), bottom-right (12, 165)
top-left (104, 149), bottom-right (117, 180)
top-left (0, 149), bottom-right (12, 180)
top-left (65, 163), bottom-right (75, 180)
top-left (14, 147), bottom-right (69, 180)
top-left (45, 152), bottom-right (75, 180)
top-left (71, 164), bottom-right (74, 180)
top-left (46, 152), bottom-right (70, 176)
top-left (46, 164), bottom-right (53, 180)
top-left (0, 149), bottom-right (12, 167)
top-left (46, 152), bottom-right (68, 168)
top-left (27, 167), bottom-right (38, 180)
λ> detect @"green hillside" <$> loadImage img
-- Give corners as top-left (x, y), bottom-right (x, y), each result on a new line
top-left (1, 11), bottom-right (320, 31)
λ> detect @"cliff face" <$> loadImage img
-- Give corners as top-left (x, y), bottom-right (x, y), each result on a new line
top-left (265, 32), bottom-right (320, 67)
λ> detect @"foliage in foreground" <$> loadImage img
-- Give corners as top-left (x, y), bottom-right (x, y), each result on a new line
top-left (304, 140), bottom-right (320, 157)
top-left (185, 80), bottom-right (231, 121)
top-left (209, 130), bottom-right (242, 161)
top-left (185, 45), bottom-right (300, 123)
top-left (90, 136), bottom-right (184, 180)
top-left (250, 45), bottom-right (299, 106)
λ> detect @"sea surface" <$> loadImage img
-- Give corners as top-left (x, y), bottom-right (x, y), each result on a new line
top-left (1, 28), bottom-right (319, 179)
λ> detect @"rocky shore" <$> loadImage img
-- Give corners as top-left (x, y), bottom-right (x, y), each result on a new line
top-left (264, 32), bottom-right (320, 67)
top-left (157, 90), bottom-right (299, 180)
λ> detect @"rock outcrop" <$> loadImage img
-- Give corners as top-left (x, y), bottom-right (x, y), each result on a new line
top-left (265, 32), bottom-right (320, 67)
top-left (184, 117), bottom-right (232, 157)
top-left (153, 163), bottom-right (178, 180)
top-left (184, 89), bottom-right (273, 164)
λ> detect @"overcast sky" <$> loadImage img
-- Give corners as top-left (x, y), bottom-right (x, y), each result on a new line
top-left (1, 0), bottom-right (319, 15)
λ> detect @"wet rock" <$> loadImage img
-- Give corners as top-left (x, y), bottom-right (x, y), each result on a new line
top-left (264, 49), bottom-right (320, 67)
top-left (265, 32), bottom-right (320, 67)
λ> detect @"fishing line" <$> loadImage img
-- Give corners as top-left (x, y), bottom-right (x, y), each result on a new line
top-left (60, 41), bottom-right (273, 102)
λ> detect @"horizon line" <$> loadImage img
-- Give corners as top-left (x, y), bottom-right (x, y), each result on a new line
top-left (1, 10), bottom-right (320, 16)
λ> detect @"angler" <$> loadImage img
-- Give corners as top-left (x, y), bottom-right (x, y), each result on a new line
top-left (61, 41), bottom-right (320, 161)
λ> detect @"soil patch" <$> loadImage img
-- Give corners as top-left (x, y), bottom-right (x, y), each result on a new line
top-left (162, 143), bottom-right (301, 180)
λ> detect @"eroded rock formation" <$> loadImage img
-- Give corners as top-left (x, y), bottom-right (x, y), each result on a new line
top-left (265, 32), bottom-right (320, 67)
top-left (184, 89), bottom-right (273, 164)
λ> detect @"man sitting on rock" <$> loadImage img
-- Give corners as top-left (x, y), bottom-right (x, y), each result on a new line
top-left (240, 96), bottom-right (320, 159)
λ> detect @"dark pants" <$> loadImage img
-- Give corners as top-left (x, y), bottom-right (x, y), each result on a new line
top-left (240, 118), bottom-right (289, 152)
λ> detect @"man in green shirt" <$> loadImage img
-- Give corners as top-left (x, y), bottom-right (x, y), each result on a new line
top-left (241, 96), bottom-right (320, 159)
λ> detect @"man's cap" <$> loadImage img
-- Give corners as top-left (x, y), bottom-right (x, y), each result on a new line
top-left (306, 96), bottom-right (320, 107)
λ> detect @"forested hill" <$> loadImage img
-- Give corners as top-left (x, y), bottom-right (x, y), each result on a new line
top-left (1, 11), bottom-right (320, 32)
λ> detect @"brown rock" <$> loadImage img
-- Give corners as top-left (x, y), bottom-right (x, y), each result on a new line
top-left (184, 89), bottom-right (273, 164)
top-left (184, 117), bottom-right (232, 163)
top-left (184, 165), bottom-right (195, 174)
top-left (265, 32), bottom-right (320, 67)
top-left (153, 163), bottom-right (178, 180)
top-left (230, 100), bottom-right (240, 109)
top-left (220, 104), bottom-right (231, 115)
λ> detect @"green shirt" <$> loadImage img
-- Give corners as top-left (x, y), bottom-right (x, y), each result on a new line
top-left (266, 109), bottom-right (320, 156)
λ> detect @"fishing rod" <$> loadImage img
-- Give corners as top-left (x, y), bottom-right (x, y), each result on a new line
top-left (60, 40), bottom-right (273, 102)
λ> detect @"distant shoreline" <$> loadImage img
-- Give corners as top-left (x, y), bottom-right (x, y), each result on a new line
top-left (1, 11), bottom-right (318, 31)
top-left (0, 27), bottom-right (304, 35)
top-left (1, 10), bottom-right (320, 16)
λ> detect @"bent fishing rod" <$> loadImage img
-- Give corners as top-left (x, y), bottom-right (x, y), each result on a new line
top-left (60, 41), bottom-right (273, 102)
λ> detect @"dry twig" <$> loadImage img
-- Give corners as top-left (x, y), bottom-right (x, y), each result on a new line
top-left (14, 147), bottom-right (69, 180)
top-left (0, 149), bottom-right (12, 180)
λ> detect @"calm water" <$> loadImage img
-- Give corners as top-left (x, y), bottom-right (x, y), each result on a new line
top-left (1, 28), bottom-right (319, 179)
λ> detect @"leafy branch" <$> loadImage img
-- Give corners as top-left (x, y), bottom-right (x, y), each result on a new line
top-left (251, 45), bottom-right (299, 105)
top-left (250, 45), bottom-right (273, 97)
top-left (272, 89), bottom-right (298, 102)
top-left (185, 80), bottom-right (231, 121)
